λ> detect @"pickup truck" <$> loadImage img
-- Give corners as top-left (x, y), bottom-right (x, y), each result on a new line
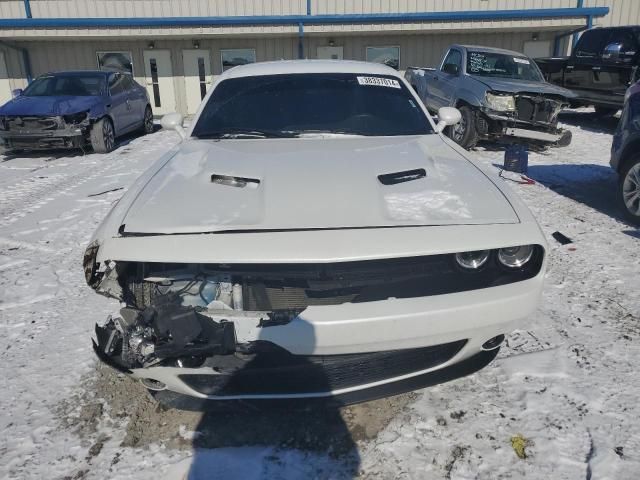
top-left (406, 45), bottom-right (574, 149)
top-left (535, 26), bottom-right (640, 116)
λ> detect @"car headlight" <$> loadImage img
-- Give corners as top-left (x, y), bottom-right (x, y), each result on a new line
top-left (485, 92), bottom-right (516, 112)
top-left (455, 250), bottom-right (490, 270)
top-left (63, 111), bottom-right (89, 125)
top-left (497, 245), bottom-right (534, 268)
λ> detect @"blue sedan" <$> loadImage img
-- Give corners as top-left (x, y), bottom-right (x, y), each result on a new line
top-left (0, 71), bottom-right (153, 153)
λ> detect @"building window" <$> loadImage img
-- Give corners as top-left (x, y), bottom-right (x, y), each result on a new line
top-left (366, 46), bottom-right (400, 70)
top-left (220, 49), bottom-right (256, 72)
top-left (97, 51), bottom-right (133, 74)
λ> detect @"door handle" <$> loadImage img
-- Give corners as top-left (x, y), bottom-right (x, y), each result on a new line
top-left (592, 66), bottom-right (601, 70)
top-left (566, 65), bottom-right (575, 69)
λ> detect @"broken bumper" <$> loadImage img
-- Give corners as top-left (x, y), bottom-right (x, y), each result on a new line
top-left (0, 125), bottom-right (88, 149)
top-left (149, 348), bottom-right (500, 410)
top-left (94, 273), bottom-right (543, 404)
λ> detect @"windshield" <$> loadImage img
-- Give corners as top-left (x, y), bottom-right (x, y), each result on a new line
top-left (22, 74), bottom-right (106, 96)
top-left (466, 51), bottom-right (543, 82)
top-left (191, 73), bottom-right (432, 139)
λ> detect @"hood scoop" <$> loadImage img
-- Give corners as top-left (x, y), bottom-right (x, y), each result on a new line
top-left (211, 174), bottom-right (261, 189)
top-left (378, 168), bottom-right (426, 186)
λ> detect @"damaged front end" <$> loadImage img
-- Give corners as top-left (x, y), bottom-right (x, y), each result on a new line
top-left (93, 300), bottom-right (236, 373)
top-left (0, 112), bottom-right (91, 149)
top-left (478, 92), bottom-right (572, 146)
top-left (85, 240), bottom-right (544, 380)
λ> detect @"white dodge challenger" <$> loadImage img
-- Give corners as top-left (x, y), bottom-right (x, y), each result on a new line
top-left (84, 60), bottom-right (547, 409)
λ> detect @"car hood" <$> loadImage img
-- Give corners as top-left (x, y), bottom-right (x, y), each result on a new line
top-left (0, 95), bottom-right (103, 116)
top-left (121, 136), bottom-right (519, 235)
top-left (469, 75), bottom-right (576, 99)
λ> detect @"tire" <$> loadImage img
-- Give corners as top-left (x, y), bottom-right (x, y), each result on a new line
top-left (90, 117), bottom-right (116, 153)
top-left (594, 106), bottom-right (618, 117)
top-left (618, 154), bottom-right (640, 225)
top-left (447, 105), bottom-right (478, 149)
top-left (141, 105), bottom-right (154, 134)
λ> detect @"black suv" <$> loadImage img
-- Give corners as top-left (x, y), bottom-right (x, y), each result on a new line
top-left (536, 26), bottom-right (640, 115)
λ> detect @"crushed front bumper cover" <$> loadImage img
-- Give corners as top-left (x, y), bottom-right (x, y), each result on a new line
top-left (0, 116), bottom-right (89, 149)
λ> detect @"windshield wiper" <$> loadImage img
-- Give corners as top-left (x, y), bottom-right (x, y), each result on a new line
top-left (194, 128), bottom-right (294, 139)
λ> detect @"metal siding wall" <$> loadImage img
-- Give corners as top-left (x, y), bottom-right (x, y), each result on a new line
top-left (22, 37), bottom-right (300, 113)
top-left (585, 0), bottom-right (640, 27)
top-left (304, 30), bottom-right (557, 68)
top-left (0, 0), bottom-right (25, 18)
top-left (311, 0), bottom-right (577, 14)
top-left (26, 0), bottom-right (306, 18)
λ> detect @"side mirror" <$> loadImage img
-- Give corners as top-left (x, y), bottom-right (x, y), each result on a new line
top-left (442, 63), bottom-right (460, 75)
top-left (11, 88), bottom-right (23, 98)
top-left (602, 42), bottom-right (624, 60)
top-left (160, 112), bottom-right (186, 139)
top-left (435, 107), bottom-right (462, 133)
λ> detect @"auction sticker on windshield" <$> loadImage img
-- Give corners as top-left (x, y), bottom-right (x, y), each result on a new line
top-left (357, 76), bottom-right (401, 88)
top-left (513, 57), bottom-right (531, 64)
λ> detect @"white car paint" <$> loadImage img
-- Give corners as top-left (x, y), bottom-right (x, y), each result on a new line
top-left (88, 60), bottom-right (547, 402)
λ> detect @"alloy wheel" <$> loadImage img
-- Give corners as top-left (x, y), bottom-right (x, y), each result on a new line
top-left (144, 108), bottom-right (153, 133)
top-left (622, 163), bottom-right (640, 216)
top-left (103, 120), bottom-right (114, 151)
top-left (452, 115), bottom-right (466, 142)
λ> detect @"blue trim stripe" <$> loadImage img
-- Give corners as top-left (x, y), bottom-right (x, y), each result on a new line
top-left (0, 7), bottom-right (609, 28)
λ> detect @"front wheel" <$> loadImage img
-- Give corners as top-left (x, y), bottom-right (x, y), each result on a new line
top-left (618, 154), bottom-right (640, 225)
top-left (90, 117), bottom-right (115, 153)
top-left (141, 106), bottom-right (154, 134)
top-left (446, 106), bottom-right (478, 149)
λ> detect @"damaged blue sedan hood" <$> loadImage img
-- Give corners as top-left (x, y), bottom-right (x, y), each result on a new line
top-left (0, 95), bottom-right (105, 116)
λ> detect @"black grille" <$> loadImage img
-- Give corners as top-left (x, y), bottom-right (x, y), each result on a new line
top-left (179, 340), bottom-right (467, 395)
top-left (239, 248), bottom-right (545, 310)
top-left (128, 248), bottom-right (545, 311)
top-left (515, 96), bottom-right (560, 124)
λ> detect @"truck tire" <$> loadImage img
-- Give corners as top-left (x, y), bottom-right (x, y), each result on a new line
top-left (90, 117), bottom-right (116, 153)
top-left (447, 106), bottom-right (478, 149)
top-left (618, 153), bottom-right (640, 226)
top-left (594, 106), bottom-right (618, 117)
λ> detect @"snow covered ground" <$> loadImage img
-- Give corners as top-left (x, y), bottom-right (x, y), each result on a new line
top-left (1, 110), bottom-right (639, 479)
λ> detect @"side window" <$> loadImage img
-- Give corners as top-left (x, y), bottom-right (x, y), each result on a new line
top-left (609, 30), bottom-right (639, 53)
top-left (108, 73), bottom-right (125, 95)
top-left (121, 75), bottom-right (135, 91)
top-left (442, 49), bottom-right (462, 70)
top-left (575, 30), bottom-right (611, 58)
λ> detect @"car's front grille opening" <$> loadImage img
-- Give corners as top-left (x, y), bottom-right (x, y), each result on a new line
top-left (179, 340), bottom-right (468, 396)
top-left (122, 247), bottom-right (545, 310)
top-left (515, 95), bottom-right (562, 124)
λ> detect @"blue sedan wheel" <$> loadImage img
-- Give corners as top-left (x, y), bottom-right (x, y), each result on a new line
top-left (143, 106), bottom-right (154, 134)
top-left (90, 117), bottom-right (115, 153)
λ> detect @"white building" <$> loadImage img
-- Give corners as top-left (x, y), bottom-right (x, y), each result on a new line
top-left (0, 0), bottom-right (638, 115)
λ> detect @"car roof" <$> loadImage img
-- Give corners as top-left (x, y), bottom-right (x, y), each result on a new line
top-left (219, 59), bottom-right (401, 80)
top-left (455, 44), bottom-right (529, 57)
